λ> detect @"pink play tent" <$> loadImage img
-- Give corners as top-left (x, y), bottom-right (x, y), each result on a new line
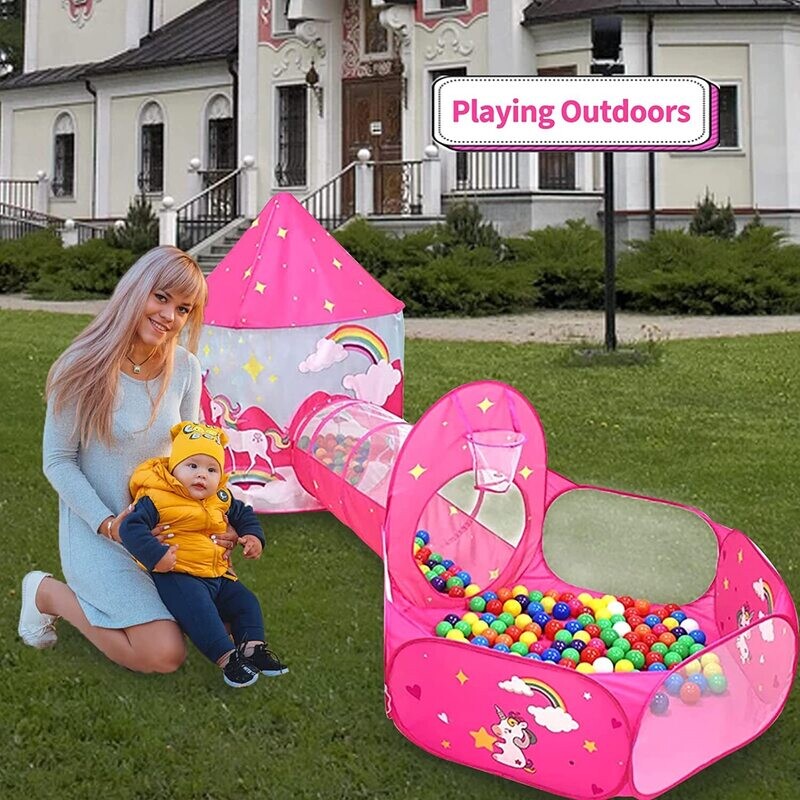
top-left (198, 193), bottom-right (404, 512)
top-left (289, 381), bottom-right (798, 799)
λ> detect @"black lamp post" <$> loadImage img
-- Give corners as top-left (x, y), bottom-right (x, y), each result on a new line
top-left (590, 16), bottom-right (624, 352)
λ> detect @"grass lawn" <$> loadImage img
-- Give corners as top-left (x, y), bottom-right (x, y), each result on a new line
top-left (1, 309), bottom-right (797, 800)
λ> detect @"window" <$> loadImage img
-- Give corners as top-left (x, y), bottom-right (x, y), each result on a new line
top-left (52, 113), bottom-right (75, 198)
top-left (206, 94), bottom-right (235, 178)
top-left (424, 0), bottom-right (468, 14)
top-left (139, 102), bottom-right (164, 194)
top-left (275, 86), bottom-right (307, 187)
top-left (718, 84), bottom-right (739, 149)
top-left (538, 65), bottom-right (576, 190)
top-left (272, 0), bottom-right (295, 35)
top-left (363, 0), bottom-right (388, 56)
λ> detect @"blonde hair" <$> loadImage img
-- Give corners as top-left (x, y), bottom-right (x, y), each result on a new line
top-left (47, 246), bottom-right (208, 446)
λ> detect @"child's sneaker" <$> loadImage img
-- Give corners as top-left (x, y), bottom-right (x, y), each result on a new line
top-left (222, 649), bottom-right (259, 688)
top-left (249, 643), bottom-right (289, 677)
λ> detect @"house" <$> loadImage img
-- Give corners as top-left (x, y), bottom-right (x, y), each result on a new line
top-left (1, 0), bottom-right (799, 255)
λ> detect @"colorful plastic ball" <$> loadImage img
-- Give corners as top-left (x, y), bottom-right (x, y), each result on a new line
top-left (511, 584), bottom-right (529, 597)
top-left (644, 614), bottom-right (662, 628)
top-left (663, 652), bottom-right (683, 668)
top-left (544, 589), bottom-right (561, 601)
top-left (505, 625), bottom-right (522, 642)
top-left (568, 599), bottom-right (585, 617)
top-left (531, 641), bottom-right (548, 655)
top-left (664, 673), bottom-right (685, 695)
top-left (596, 618), bottom-right (613, 631)
top-left (627, 615), bottom-right (645, 629)
top-left (503, 599), bottom-right (523, 618)
top-left (497, 587), bottom-right (514, 603)
top-left (524, 622), bottom-right (543, 638)
top-left (559, 658), bottom-right (577, 670)
top-left (541, 596), bottom-right (557, 614)
top-left (448, 586), bottom-right (466, 598)
top-left (480, 613), bottom-right (497, 625)
top-left (648, 663), bottom-right (667, 672)
top-left (607, 600), bottom-right (626, 616)
top-left (561, 620), bottom-right (580, 636)
top-left (490, 620), bottom-right (508, 634)
top-left (482, 591), bottom-right (498, 602)
top-left (572, 631), bottom-right (591, 645)
top-left (679, 681), bottom-right (701, 705)
top-left (652, 624), bottom-right (668, 636)
top-left (615, 659), bottom-right (635, 673)
top-left (689, 674), bottom-right (710, 695)
top-left (576, 662), bottom-right (596, 674)
top-left (628, 650), bottom-right (647, 670)
top-left (707, 674), bottom-right (728, 694)
top-left (515, 614), bottom-right (533, 631)
top-left (645, 652), bottom-right (664, 667)
top-left (689, 630), bottom-right (707, 645)
top-left (542, 648), bottom-right (562, 663)
top-left (446, 576), bottom-right (464, 590)
top-left (561, 647), bottom-right (581, 663)
top-left (703, 662), bottom-right (723, 677)
top-left (429, 552), bottom-right (444, 564)
top-left (677, 635), bottom-right (696, 651)
top-left (592, 656), bottom-right (614, 674)
top-left (671, 626), bottom-right (687, 639)
top-left (472, 636), bottom-right (490, 647)
top-left (663, 617), bottom-right (679, 631)
top-left (570, 640), bottom-right (586, 653)
top-left (681, 618), bottom-right (700, 634)
top-left (431, 577), bottom-right (446, 593)
top-left (552, 641), bottom-right (568, 654)
top-left (552, 602), bottom-right (571, 620)
top-left (624, 632), bottom-right (641, 646)
top-left (464, 584), bottom-right (482, 598)
top-left (612, 621), bottom-right (633, 637)
top-left (519, 632), bottom-right (538, 647)
top-left (555, 629), bottom-right (574, 644)
top-left (493, 643), bottom-right (511, 653)
top-left (525, 653), bottom-right (543, 661)
top-left (585, 624), bottom-right (603, 638)
top-left (606, 647), bottom-right (625, 664)
top-left (514, 595), bottom-right (531, 611)
top-left (614, 637), bottom-right (631, 653)
top-left (634, 599), bottom-right (651, 616)
top-left (432, 565), bottom-right (447, 576)
top-left (415, 529), bottom-right (430, 544)
top-left (445, 614), bottom-right (460, 626)
top-left (455, 621), bottom-right (472, 637)
top-left (435, 621), bottom-right (453, 637)
top-left (445, 629), bottom-right (466, 641)
top-left (683, 659), bottom-right (702, 676)
top-left (610, 614), bottom-right (626, 625)
top-left (424, 571), bottom-right (437, 583)
top-left (486, 600), bottom-right (504, 616)
top-left (511, 642), bottom-right (529, 656)
top-left (471, 620), bottom-right (489, 637)
top-left (441, 559), bottom-right (454, 570)
top-left (595, 608), bottom-right (612, 621)
top-left (658, 632), bottom-right (677, 646)
top-left (529, 590), bottom-right (544, 603)
top-left (527, 602), bottom-right (544, 617)
top-left (650, 692), bottom-right (670, 715)
top-left (544, 620), bottom-right (564, 640)
top-left (581, 646), bottom-right (601, 664)
top-left (618, 595), bottom-right (635, 609)
top-left (456, 571), bottom-right (472, 586)
top-left (469, 596), bottom-right (487, 613)
top-left (671, 610), bottom-right (687, 623)
top-left (576, 613), bottom-right (595, 627)
top-left (588, 638), bottom-right (607, 653)
top-left (689, 644), bottom-right (705, 656)
top-left (631, 642), bottom-right (650, 656)
top-left (497, 612), bottom-right (515, 627)
top-left (700, 652), bottom-right (721, 667)
top-left (495, 634), bottom-right (514, 648)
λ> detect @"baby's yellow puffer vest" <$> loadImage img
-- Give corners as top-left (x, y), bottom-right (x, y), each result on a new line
top-left (130, 458), bottom-right (235, 579)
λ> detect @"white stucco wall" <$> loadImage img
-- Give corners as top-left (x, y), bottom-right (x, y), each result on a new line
top-left (158, 0), bottom-right (207, 26)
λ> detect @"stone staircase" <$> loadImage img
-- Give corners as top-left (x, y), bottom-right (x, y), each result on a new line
top-left (191, 217), bottom-right (252, 275)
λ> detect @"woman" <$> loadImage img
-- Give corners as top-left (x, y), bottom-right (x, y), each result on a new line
top-left (18, 246), bottom-right (237, 672)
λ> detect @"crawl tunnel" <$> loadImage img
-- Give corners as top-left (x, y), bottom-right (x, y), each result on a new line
top-left (289, 381), bottom-right (798, 799)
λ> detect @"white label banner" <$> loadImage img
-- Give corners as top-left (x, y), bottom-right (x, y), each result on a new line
top-left (433, 76), bottom-right (718, 151)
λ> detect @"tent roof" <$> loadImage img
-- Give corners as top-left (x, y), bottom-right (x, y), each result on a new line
top-left (204, 193), bottom-right (404, 329)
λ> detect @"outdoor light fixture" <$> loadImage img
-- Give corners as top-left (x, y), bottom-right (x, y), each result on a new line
top-left (305, 60), bottom-right (323, 118)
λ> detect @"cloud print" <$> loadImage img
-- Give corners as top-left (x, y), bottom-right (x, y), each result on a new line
top-left (341, 360), bottom-right (401, 405)
top-left (498, 676), bottom-right (534, 696)
top-left (527, 706), bottom-right (579, 734)
top-left (752, 579), bottom-right (766, 602)
top-left (758, 617), bottom-right (775, 642)
top-left (298, 338), bottom-right (348, 373)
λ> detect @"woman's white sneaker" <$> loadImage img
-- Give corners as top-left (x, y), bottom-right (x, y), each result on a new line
top-left (18, 571), bottom-right (58, 649)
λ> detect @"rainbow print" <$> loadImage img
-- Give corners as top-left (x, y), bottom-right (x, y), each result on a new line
top-left (522, 678), bottom-right (566, 710)
top-left (762, 580), bottom-right (774, 613)
top-left (228, 469), bottom-right (281, 486)
top-left (326, 324), bottom-right (389, 364)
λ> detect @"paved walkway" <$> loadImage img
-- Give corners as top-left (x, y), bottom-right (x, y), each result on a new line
top-left (2, 294), bottom-right (800, 344)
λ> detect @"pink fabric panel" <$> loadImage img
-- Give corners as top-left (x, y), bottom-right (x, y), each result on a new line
top-left (631, 617), bottom-right (797, 798)
top-left (387, 638), bottom-right (631, 800)
top-left (385, 381), bottom-right (548, 609)
top-left (204, 193), bottom-right (403, 328)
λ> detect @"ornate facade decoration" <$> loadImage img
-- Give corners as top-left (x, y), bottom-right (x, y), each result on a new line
top-left (63, 0), bottom-right (101, 28)
top-left (342, 0), bottom-right (393, 80)
top-left (424, 24), bottom-right (475, 61)
top-left (415, 0), bottom-right (487, 31)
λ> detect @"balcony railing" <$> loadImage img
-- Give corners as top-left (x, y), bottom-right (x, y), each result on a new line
top-left (0, 201), bottom-right (106, 243)
top-left (300, 162), bottom-right (357, 232)
top-left (454, 152), bottom-right (519, 191)
top-left (373, 160), bottom-right (423, 215)
top-left (0, 178), bottom-right (37, 210)
top-left (175, 168), bottom-right (242, 252)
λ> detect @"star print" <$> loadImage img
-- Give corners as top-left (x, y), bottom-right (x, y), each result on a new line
top-left (723, 578), bottom-right (730, 590)
top-left (409, 464), bottom-right (427, 480)
top-left (583, 741), bottom-right (597, 753)
top-left (449, 505), bottom-right (458, 516)
top-left (519, 466), bottom-right (533, 480)
top-left (323, 299), bottom-right (335, 313)
top-left (477, 397), bottom-right (494, 414)
top-left (254, 281), bottom-right (266, 294)
top-left (455, 670), bottom-right (469, 685)
top-left (268, 374), bottom-right (278, 383)
top-left (469, 727), bottom-right (496, 751)
top-left (737, 550), bottom-right (744, 563)
top-left (441, 740), bottom-right (451, 749)
top-left (249, 217), bottom-right (259, 228)
top-left (277, 227), bottom-right (288, 238)
top-left (489, 569), bottom-right (500, 580)
top-left (202, 344), bottom-right (211, 357)
top-left (243, 267), bottom-right (252, 279)
top-left (243, 354), bottom-right (264, 382)
top-left (332, 257), bottom-right (342, 269)
top-left (583, 692), bottom-right (592, 700)
top-left (212, 366), bottom-right (220, 375)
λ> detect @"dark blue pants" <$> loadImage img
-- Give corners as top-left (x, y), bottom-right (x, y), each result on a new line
top-left (152, 572), bottom-right (265, 663)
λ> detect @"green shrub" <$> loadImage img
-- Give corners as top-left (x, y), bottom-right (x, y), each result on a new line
top-left (439, 200), bottom-right (505, 257)
top-left (28, 238), bottom-right (136, 299)
top-left (106, 193), bottom-right (158, 256)
top-left (381, 247), bottom-right (538, 316)
top-left (0, 228), bottom-right (63, 293)
top-left (689, 189), bottom-right (736, 239)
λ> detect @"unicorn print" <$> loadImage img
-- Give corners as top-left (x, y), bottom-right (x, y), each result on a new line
top-left (735, 604), bottom-right (754, 664)
top-left (491, 705), bottom-right (536, 773)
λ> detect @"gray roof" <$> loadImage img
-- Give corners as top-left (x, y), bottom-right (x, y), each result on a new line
top-left (0, 62), bottom-right (94, 90)
top-left (88, 0), bottom-right (238, 76)
top-left (523, 0), bottom-right (800, 24)
top-left (0, 0), bottom-right (238, 90)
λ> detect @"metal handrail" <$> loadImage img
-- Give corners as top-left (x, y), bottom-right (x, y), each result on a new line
top-left (174, 166), bottom-right (243, 214)
top-left (175, 167), bottom-right (243, 252)
top-left (300, 161), bottom-right (358, 232)
top-left (0, 201), bottom-right (107, 243)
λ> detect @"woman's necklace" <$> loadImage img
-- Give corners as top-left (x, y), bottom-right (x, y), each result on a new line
top-left (125, 348), bottom-right (157, 375)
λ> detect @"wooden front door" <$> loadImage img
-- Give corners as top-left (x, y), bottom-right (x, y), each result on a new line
top-left (342, 76), bottom-right (403, 213)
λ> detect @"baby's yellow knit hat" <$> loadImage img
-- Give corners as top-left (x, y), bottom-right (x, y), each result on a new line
top-left (168, 421), bottom-right (228, 472)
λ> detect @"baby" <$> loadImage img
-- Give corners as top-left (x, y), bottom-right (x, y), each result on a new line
top-left (120, 421), bottom-right (287, 687)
